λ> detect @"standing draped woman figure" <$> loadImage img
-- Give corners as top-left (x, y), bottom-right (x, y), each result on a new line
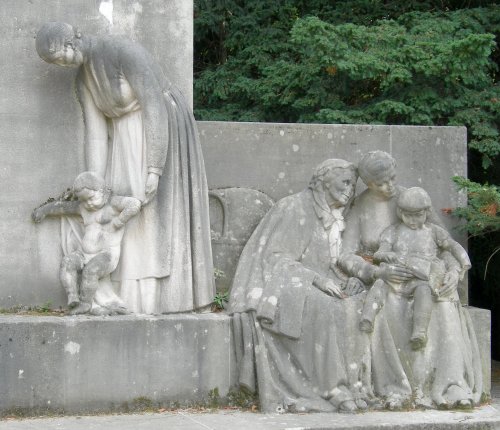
top-left (339, 151), bottom-right (482, 409)
top-left (36, 22), bottom-right (214, 314)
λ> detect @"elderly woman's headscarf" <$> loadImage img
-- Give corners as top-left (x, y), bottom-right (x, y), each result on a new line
top-left (309, 159), bottom-right (358, 265)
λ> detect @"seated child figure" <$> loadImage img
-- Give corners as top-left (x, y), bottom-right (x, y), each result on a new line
top-left (32, 171), bottom-right (141, 315)
top-left (359, 187), bottom-right (471, 350)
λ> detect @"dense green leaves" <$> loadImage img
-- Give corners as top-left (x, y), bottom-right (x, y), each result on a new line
top-left (453, 177), bottom-right (500, 236)
top-left (194, 2), bottom-right (500, 170)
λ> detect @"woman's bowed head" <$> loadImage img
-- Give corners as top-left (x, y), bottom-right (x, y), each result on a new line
top-left (34, 22), bottom-right (215, 313)
top-left (36, 22), bottom-right (85, 67)
top-left (358, 150), bottom-right (397, 199)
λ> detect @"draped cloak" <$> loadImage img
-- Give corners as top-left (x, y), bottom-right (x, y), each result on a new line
top-left (228, 189), bottom-right (373, 413)
top-left (339, 188), bottom-right (483, 407)
top-left (63, 38), bottom-right (214, 313)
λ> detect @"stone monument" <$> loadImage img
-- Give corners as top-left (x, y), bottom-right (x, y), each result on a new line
top-left (34, 22), bottom-right (215, 314)
top-left (228, 152), bottom-right (483, 413)
top-left (32, 171), bottom-right (140, 315)
top-left (0, 0), bottom-right (491, 417)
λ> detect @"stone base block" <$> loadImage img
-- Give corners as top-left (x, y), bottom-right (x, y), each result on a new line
top-left (0, 307), bottom-right (490, 416)
top-left (0, 313), bottom-right (236, 415)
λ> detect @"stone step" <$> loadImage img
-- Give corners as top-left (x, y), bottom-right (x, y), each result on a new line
top-left (0, 404), bottom-right (500, 430)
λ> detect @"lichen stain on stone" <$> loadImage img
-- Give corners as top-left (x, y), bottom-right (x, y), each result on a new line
top-left (64, 341), bottom-right (81, 355)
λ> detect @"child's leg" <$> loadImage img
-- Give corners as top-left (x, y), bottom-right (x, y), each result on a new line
top-left (359, 279), bottom-right (386, 332)
top-left (70, 251), bottom-right (115, 315)
top-left (59, 252), bottom-right (84, 307)
top-left (410, 283), bottom-right (433, 350)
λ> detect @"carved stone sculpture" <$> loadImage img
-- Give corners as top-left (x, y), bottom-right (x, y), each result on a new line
top-left (209, 187), bottom-right (274, 292)
top-left (359, 187), bottom-right (471, 352)
top-left (339, 151), bottom-right (483, 410)
top-left (228, 159), bottom-right (374, 414)
top-left (33, 172), bottom-right (140, 315)
top-left (36, 22), bottom-right (214, 314)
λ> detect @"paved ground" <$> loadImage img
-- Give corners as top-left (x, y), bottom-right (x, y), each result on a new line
top-left (1, 361), bottom-right (499, 430)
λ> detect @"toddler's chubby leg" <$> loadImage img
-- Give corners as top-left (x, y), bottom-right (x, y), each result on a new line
top-left (60, 252), bottom-right (84, 308)
top-left (70, 251), bottom-right (115, 315)
top-left (359, 279), bottom-right (386, 333)
top-left (410, 284), bottom-right (433, 350)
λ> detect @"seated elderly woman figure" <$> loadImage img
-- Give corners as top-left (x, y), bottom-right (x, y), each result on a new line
top-left (228, 159), bottom-right (374, 414)
top-left (339, 151), bottom-right (483, 410)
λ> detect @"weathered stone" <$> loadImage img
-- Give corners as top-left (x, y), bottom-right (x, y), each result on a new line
top-left (0, 314), bottom-right (235, 414)
top-left (200, 122), bottom-right (469, 301)
top-left (228, 154), bottom-right (483, 413)
top-left (33, 21), bottom-right (214, 314)
top-left (0, 0), bottom-right (193, 310)
top-left (468, 306), bottom-right (492, 398)
top-left (209, 188), bottom-right (274, 292)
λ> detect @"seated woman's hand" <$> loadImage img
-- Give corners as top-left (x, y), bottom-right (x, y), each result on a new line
top-left (376, 262), bottom-right (413, 283)
top-left (314, 276), bottom-right (347, 299)
top-left (439, 269), bottom-right (460, 297)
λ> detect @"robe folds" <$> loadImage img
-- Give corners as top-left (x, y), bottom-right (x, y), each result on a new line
top-left (340, 188), bottom-right (483, 407)
top-left (64, 38), bottom-right (214, 314)
top-left (228, 189), bottom-right (373, 413)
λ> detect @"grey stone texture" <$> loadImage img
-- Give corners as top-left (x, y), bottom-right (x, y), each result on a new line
top-left (468, 306), bottom-right (492, 397)
top-left (0, 310), bottom-right (489, 416)
top-left (0, 313), bottom-right (235, 414)
top-left (209, 188), bottom-right (274, 292)
top-left (199, 121), bottom-right (469, 300)
top-left (0, 120), bottom-right (472, 309)
top-left (34, 21), bottom-right (214, 314)
top-left (2, 409), bottom-right (500, 430)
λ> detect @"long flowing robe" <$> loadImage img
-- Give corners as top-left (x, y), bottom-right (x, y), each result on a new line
top-left (64, 36), bottom-right (214, 313)
top-left (228, 189), bottom-right (373, 413)
top-left (339, 188), bottom-right (483, 407)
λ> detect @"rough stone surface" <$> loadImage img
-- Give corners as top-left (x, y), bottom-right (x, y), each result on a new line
top-left (227, 156), bottom-right (484, 413)
top-left (0, 314), bottom-right (235, 414)
top-left (209, 188), bottom-right (274, 292)
top-left (33, 21), bottom-right (214, 314)
top-left (0, 402), bottom-right (499, 429)
top-left (0, 116), bottom-right (469, 309)
top-left (0, 0), bottom-right (192, 310)
top-left (0, 311), bottom-right (489, 416)
top-left (199, 121), bottom-right (469, 301)
top-left (199, 122), bottom-right (467, 222)
top-left (468, 306), bottom-right (492, 397)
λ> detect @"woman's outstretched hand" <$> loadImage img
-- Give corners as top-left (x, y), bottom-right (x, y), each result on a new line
top-left (144, 172), bottom-right (160, 205)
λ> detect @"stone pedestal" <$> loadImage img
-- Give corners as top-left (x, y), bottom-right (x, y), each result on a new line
top-left (0, 308), bottom-right (489, 415)
top-left (0, 313), bottom-right (235, 415)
